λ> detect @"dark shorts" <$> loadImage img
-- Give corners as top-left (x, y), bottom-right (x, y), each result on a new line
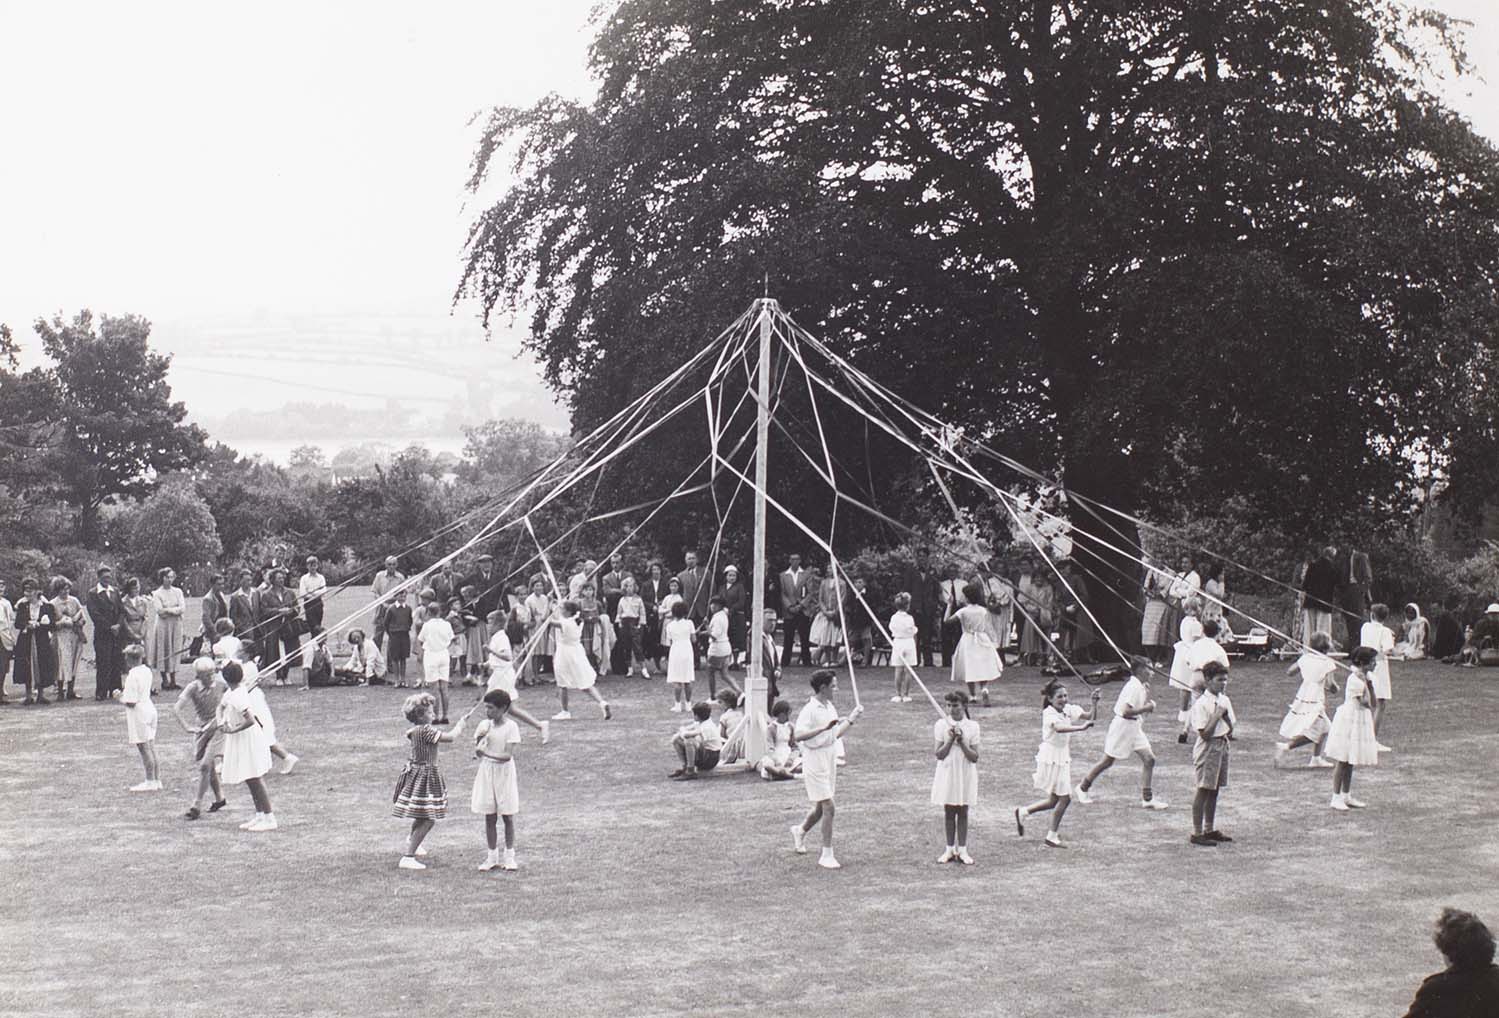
top-left (694, 747), bottom-right (721, 771)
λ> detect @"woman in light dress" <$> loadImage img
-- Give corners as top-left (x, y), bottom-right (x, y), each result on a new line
top-left (49, 576), bottom-right (88, 700)
top-left (148, 567), bottom-right (186, 689)
top-left (1393, 603), bottom-right (1429, 660)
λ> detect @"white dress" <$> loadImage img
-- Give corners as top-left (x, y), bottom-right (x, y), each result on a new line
top-left (247, 683), bottom-right (278, 744)
top-left (219, 685), bottom-right (272, 784)
top-left (950, 604), bottom-right (1002, 685)
top-left (1359, 621), bottom-right (1395, 700)
top-left (470, 718), bottom-right (520, 815)
top-left (1279, 654), bottom-right (1336, 741)
top-left (797, 698), bottom-right (840, 802)
top-left (889, 611), bottom-right (918, 667)
top-left (1324, 671), bottom-right (1378, 767)
top-left (552, 616), bottom-right (597, 690)
top-left (122, 664), bottom-right (158, 744)
top-left (930, 717), bottom-right (980, 806)
top-left (1032, 704), bottom-right (1085, 796)
top-left (664, 618), bottom-right (697, 684)
top-left (1169, 616), bottom-right (1204, 691)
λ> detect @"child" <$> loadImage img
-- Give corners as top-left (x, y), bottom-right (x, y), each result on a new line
top-left (717, 688), bottom-right (746, 764)
top-left (506, 585), bottom-right (534, 685)
top-left (472, 689), bottom-right (521, 872)
top-left (1275, 632), bottom-right (1339, 768)
top-left (1014, 680), bottom-right (1100, 848)
top-left (121, 644), bottom-right (161, 791)
top-left (790, 669), bottom-right (864, 870)
top-left (337, 628), bottom-right (386, 685)
top-left (615, 577), bottom-right (650, 678)
top-left (946, 581), bottom-right (1002, 707)
top-left (664, 600), bottom-right (697, 712)
top-left (483, 610), bottom-right (549, 744)
top-left (445, 596), bottom-right (468, 688)
top-left (384, 589), bottom-right (414, 687)
top-left (550, 600), bottom-right (612, 721)
top-left (418, 597), bottom-right (457, 723)
top-left (757, 699), bottom-right (800, 780)
top-left (218, 660), bottom-right (277, 831)
top-left (1360, 604), bottom-right (1396, 751)
top-left (705, 595), bottom-right (741, 699)
top-left (241, 650), bottom-right (301, 775)
top-left (1169, 596), bottom-right (1204, 741)
top-left (172, 656), bottom-right (227, 819)
top-left (211, 617), bottom-right (242, 667)
top-left (1324, 645), bottom-right (1379, 811)
top-left (460, 585), bottom-right (485, 684)
top-left (889, 592), bottom-right (919, 703)
top-left (669, 701), bottom-right (725, 780)
top-left (393, 692), bottom-right (476, 869)
top-left (1075, 656), bottom-right (1168, 810)
top-left (303, 627), bottom-right (333, 687)
top-left (932, 690), bottom-right (980, 864)
top-left (1188, 660), bottom-right (1234, 846)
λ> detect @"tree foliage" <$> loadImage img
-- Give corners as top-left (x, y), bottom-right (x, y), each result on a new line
top-left (121, 476), bottom-right (223, 575)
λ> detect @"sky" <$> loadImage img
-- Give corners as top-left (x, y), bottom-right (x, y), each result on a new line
top-left (0, 1), bottom-right (1495, 450)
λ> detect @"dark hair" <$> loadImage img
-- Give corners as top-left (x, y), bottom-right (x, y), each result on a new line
top-left (1041, 679), bottom-right (1065, 705)
top-left (1433, 908), bottom-right (1495, 970)
top-left (809, 668), bottom-right (836, 693)
top-left (1371, 603), bottom-right (1390, 622)
top-left (1201, 619), bottom-right (1221, 639)
top-left (671, 601), bottom-right (688, 618)
top-left (1349, 645), bottom-right (1379, 669)
top-left (1201, 660), bottom-right (1229, 680)
top-left (962, 581), bottom-right (985, 606)
top-left (483, 689), bottom-right (512, 711)
top-left (156, 566), bottom-right (174, 584)
top-left (944, 689), bottom-right (971, 718)
top-left (214, 618), bottom-right (234, 636)
top-left (691, 701), bottom-right (713, 721)
top-left (716, 689), bottom-right (739, 708)
top-left (123, 577), bottom-right (140, 594)
top-left (770, 699), bottom-right (791, 718)
top-left (1128, 654), bottom-right (1153, 674)
top-left (222, 661), bottom-right (244, 687)
top-left (709, 595), bottom-right (725, 610)
top-left (561, 600), bottom-right (580, 616)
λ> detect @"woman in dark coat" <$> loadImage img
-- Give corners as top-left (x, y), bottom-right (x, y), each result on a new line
top-left (720, 565), bottom-right (748, 665)
top-left (14, 577), bottom-right (58, 704)
top-left (642, 562), bottom-right (669, 668)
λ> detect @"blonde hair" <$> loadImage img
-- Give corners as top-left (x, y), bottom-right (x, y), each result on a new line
top-left (402, 692), bottom-right (435, 723)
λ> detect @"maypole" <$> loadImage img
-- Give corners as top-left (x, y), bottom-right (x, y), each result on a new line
top-left (743, 297), bottom-right (776, 764)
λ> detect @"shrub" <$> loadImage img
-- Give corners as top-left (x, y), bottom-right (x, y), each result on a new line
top-left (0, 548), bottom-right (51, 593)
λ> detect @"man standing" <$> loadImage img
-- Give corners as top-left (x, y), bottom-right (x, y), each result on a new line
top-left (677, 550), bottom-right (709, 664)
top-left (430, 561), bottom-right (458, 605)
top-left (1301, 546), bottom-right (1340, 641)
top-left (370, 556), bottom-right (405, 651)
top-left (600, 553), bottom-right (626, 619)
top-left (298, 556), bottom-right (328, 634)
top-left (779, 553), bottom-right (812, 668)
top-left (900, 546), bottom-right (942, 668)
top-left (86, 564), bottom-right (124, 699)
top-left (193, 573), bottom-right (229, 658)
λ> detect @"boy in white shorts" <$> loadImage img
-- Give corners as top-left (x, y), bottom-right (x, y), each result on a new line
top-left (889, 592), bottom-right (919, 703)
top-left (1074, 656), bottom-right (1167, 810)
top-left (790, 669), bottom-right (864, 870)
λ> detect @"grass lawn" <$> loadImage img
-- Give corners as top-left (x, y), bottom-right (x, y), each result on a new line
top-left (4, 586), bottom-right (1497, 1018)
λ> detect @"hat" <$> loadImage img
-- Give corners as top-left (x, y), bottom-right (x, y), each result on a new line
top-left (97, 563), bottom-right (112, 574)
top-left (724, 565), bottom-right (738, 574)
top-left (1487, 603), bottom-right (1499, 614)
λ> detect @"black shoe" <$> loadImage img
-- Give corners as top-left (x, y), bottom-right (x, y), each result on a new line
top-left (208, 799), bottom-right (227, 813)
top-left (184, 807), bottom-right (202, 820)
top-left (668, 769), bottom-right (686, 779)
top-left (1177, 731), bottom-right (1188, 744)
top-left (1189, 834), bottom-right (1218, 846)
top-left (1206, 830), bottom-right (1233, 843)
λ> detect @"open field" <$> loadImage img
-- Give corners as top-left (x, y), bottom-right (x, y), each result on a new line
top-left (4, 586), bottom-right (1497, 1018)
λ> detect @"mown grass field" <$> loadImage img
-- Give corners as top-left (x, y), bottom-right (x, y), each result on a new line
top-left (4, 586), bottom-right (1496, 1018)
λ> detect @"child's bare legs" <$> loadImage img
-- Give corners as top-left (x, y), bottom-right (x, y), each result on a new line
top-left (484, 813), bottom-right (500, 850)
top-left (193, 758), bottom-right (221, 808)
top-left (405, 818), bottom-right (434, 856)
top-left (1079, 754), bottom-right (1114, 792)
top-left (706, 663), bottom-right (718, 698)
top-left (719, 665), bottom-right (742, 697)
top-left (892, 667), bottom-right (906, 700)
top-left (1018, 792), bottom-right (1069, 834)
top-left (1202, 789), bottom-right (1220, 832)
top-left (558, 688), bottom-right (570, 713)
top-left (583, 685), bottom-right (610, 716)
top-left (1373, 699), bottom-right (1387, 737)
top-left (1137, 750), bottom-right (1157, 798)
top-left (671, 733), bottom-right (697, 773)
top-left (1191, 788), bottom-right (1214, 834)
top-left (434, 680), bottom-right (450, 721)
top-left (1332, 761), bottom-right (1354, 795)
top-left (943, 804), bottom-right (958, 847)
top-left (501, 814), bottom-right (514, 850)
top-left (135, 742), bottom-right (157, 783)
top-left (955, 805), bottom-right (969, 848)
top-left (1178, 689), bottom-right (1192, 732)
top-left (245, 776), bottom-right (272, 814)
top-left (800, 799), bottom-right (834, 848)
top-left (511, 705), bottom-right (546, 733)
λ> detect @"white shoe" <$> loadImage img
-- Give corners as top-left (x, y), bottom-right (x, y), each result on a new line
top-left (500, 850), bottom-right (517, 871)
top-left (1141, 798), bottom-right (1169, 810)
top-left (415, 844), bottom-right (429, 857)
top-left (398, 856), bottom-right (426, 870)
top-left (1273, 742), bottom-right (1289, 767)
top-left (955, 849), bottom-right (975, 866)
top-left (790, 825), bottom-right (807, 855)
top-left (129, 781), bottom-right (155, 792)
top-left (551, 710), bottom-right (572, 721)
top-left (1345, 796), bottom-right (1367, 809)
top-left (1308, 756), bottom-right (1334, 768)
top-left (891, 695), bottom-right (903, 703)
top-left (478, 851), bottom-right (499, 872)
top-left (902, 696), bottom-right (913, 702)
top-left (817, 853), bottom-right (841, 870)
top-left (642, 668), bottom-right (652, 680)
top-left (150, 780), bottom-right (164, 791)
top-left (1330, 795), bottom-right (1350, 812)
top-left (280, 753), bottom-right (300, 775)
top-left (670, 702), bottom-right (682, 713)
top-left (1073, 787), bottom-right (1093, 804)
top-left (1376, 743), bottom-right (1392, 753)
top-left (936, 847), bottom-right (956, 863)
top-left (239, 814), bottom-right (264, 830)
top-left (248, 814), bottom-right (278, 831)
top-left (540, 721), bottom-right (551, 745)
top-left (1044, 832), bottom-right (1065, 848)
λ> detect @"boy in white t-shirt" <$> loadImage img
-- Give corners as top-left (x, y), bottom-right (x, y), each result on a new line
top-left (121, 644), bottom-right (161, 792)
top-left (211, 618), bottom-right (242, 667)
top-left (1188, 661), bottom-right (1235, 847)
top-left (418, 605), bottom-right (456, 723)
top-left (669, 701), bottom-right (725, 779)
top-left (1074, 657), bottom-right (1167, 810)
top-left (472, 689), bottom-right (522, 872)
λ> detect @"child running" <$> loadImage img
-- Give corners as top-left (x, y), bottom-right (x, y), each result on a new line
top-left (472, 689), bottom-right (521, 872)
top-left (1188, 660), bottom-right (1234, 846)
top-left (664, 601), bottom-right (697, 712)
top-left (1170, 596), bottom-right (1204, 741)
top-left (393, 692), bottom-right (477, 869)
top-left (1074, 656), bottom-right (1168, 810)
top-left (483, 610), bottom-right (549, 744)
top-left (418, 598), bottom-right (457, 723)
top-left (1325, 646), bottom-right (1379, 812)
top-left (790, 669), bottom-right (864, 870)
top-left (550, 600), bottom-right (612, 721)
top-left (932, 690), bottom-right (980, 864)
top-left (757, 699), bottom-right (800, 780)
top-left (1275, 632), bottom-right (1339, 769)
top-left (172, 656), bottom-right (227, 819)
top-left (1360, 604), bottom-right (1396, 752)
top-left (1014, 680), bottom-right (1100, 848)
top-left (217, 661), bottom-right (277, 831)
top-left (121, 644), bottom-right (161, 791)
top-left (889, 592), bottom-right (918, 703)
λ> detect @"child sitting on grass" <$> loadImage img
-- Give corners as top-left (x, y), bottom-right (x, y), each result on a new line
top-left (757, 699), bottom-right (801, 780)
top-left (717, 688), bottom-right (746, 764)
top-left (669, 701), bottom-right (724, 780)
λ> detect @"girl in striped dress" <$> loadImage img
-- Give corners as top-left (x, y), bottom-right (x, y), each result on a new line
top-left (393, 692), bottom-right (476, 870)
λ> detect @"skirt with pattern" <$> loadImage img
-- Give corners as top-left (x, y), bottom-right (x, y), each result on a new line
top-left (392, 762), bottom-right (447, 819)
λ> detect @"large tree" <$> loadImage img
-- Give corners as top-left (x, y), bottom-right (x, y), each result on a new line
top-left (460, 1), bottom-right (1499, 645)
top-left (31, 311), bottom-right (209, 542)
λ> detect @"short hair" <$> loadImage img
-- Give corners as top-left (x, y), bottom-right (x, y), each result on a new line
top-left (123, 643), bottom-right (145, 663)
top-left (1349, 645), bottom-right (1379, 669)
top-left (157, 567), bottom-right (174, 584)
top-left (1433, 908), bottom-right (1495, 970)
top-left (269, 567), bottom-right (287, 582)
top-left (123, 577), bottom-right (141, 594)
top-left (209, 573), bottom-right (224, 585)
top-left (48, 575), bottom-right (70, 597)
top-left (621, 576), bottom-right (638, 594)
top-left (97, 564), bottom-right (113, 576)
top-left (716, 689), bottom-right (739, 708)
top-left (238, 568), bottom-right (253, 581)
top-left (193, 656), bottom-right (216, 675)
top-left (1128, 654), bottom-right (1154, 674)
top-left (944, 689), bottom-right (970, 707)
top-left (402, 692), bottom-right (435, 723)
top-left (894, 591), bottom-right (912, 611)
top-left (486, 610), bottom-right (503, 625)
top-left (1202, 619), bottom-right (1220, 639)
top-left (347, 628), bottom-right (366, 641)
top-left (482, 689), bottom-right (512, 711)
top-left (1371, 603), bottom-right (1390, 622)
top-left (1201, 660), bottom-right (1229, 680)
top-left (962, 581), bottom-right (985, 605)
top-left (709, 595), bottom-right (725, 610)
top-left (460, 584), bottom-right (477, 596)
top-left (19, 577), bottom-right (37, 592)
top-left (419, 587), bottom-right (437, 601)
top-left (691, 701), bottom-right (713, 721)
top-left (1308, 632), bottom-right (1333, 653)
top-left (561, 600), bottom-right (580, 616)
top-left (770, 699), bottom-right (791, 718)
top-left (672, 601), bottom-right (688, 618)
top-left (809, 669), bottom-right (836, 693)
top-left (222, 661), bottom-right (244, 686)
top-left (214, 618), bottom-right (235, 636)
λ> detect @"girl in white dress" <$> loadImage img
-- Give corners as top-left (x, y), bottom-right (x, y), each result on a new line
top-left (121, 644), bottom-right (160, 791)
top-left (483, 611), bottom-right (549, 743)
top-left (932, 690), bottom-right (980, 864)
top-left (241, 651), bottom-right (300, 775)
top-left (1014, 680), bottom-right (1100, 848)
top-left (1169, 596), bottom-right (1205, 741)
top-left (1392, 603), bottom-right (1428, 660)
top-left (757, 699), bottom-right (801, 780)
top-left (1275, 632), bottom-right (1339, 768)
top-left (549, 601), bottom-right (611, 722)
top-left (946, 581), bottom-right (1002, 707)
top-left (1325, 646), bottom-right (1379, 811)
top-left (472, 689), bottom-right (521, 872)
top-left (1359, 603), bottom-right (1396, 750)
top-left (889, 593), bottom-right (919, 703)
top-left (663, 601), bottom-right (697, 711)
top-left (217, 660), bottom-right (277, 831)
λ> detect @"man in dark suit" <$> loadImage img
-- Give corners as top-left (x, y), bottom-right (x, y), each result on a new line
top-left (676, 550), bottom-right (709, 665)
top-left (467, 553), bottom-right (503, 653)
top-left (778, 553), bottom-right (812, 667)
top-left (900, 546), bottom-right (942, 667)
top-left (86, 564), bottom-right (124, 699)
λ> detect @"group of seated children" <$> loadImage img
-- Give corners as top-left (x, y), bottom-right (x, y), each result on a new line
top-left (668, 693), bottom-right (804, 781)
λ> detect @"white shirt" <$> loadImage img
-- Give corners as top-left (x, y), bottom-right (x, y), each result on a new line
top-left (212, 635), bottom-right (243, 665)
top-left (1113, 676), bottom-right (1149, 720)
top-left (1168, 570), bottom-right (1201, 602)
top-left (122, 664), bottom-right (154, 708)
top-left (889, 610), bottom-right (917, 641)
top-left (419, 617), bottom-right (455, 656)
top-left (476, 717), bottom-right (520, 760)
top-left (1360, 621), bottom-right (1395, 656)
top-left (696, 717), bottom-right (725, 752)
top-left (707, 610), bottom-right (731, 656)
top-left (1188, 638), bottom-right (1230, 685)
top-left (1190, 689), bottom-right (1236, 740)
top-left (796, 697), bottom-right (840, 751)
top-left (1040, 703), bottom-right (1085, 751)
top-left (297, 572), bottom-right (327, 605)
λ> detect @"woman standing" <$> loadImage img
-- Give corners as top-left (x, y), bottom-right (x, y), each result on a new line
top-left (50, 576), bottom-right (87, 701)
top-left (642, 562), bottom-right (668, 668)
top-left (256, 568), bottom-right (301, 685)
top-left (721, 564), bottom-right (748, 666)
top-left (148, 567), bottom-right (186, 690)
top-left (120, 578), bottom-right (150, 647)
top-left (1201, 561), bottom-right (1226, 624)
top-left (1018, 563), bottom-right (1056, 667)
top-left (1140, 556), bottom-right (1173, 665)
top-left (228, 569), bottom-right (259, 655)
top-left (15, 578), bottom-right (58, 704)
